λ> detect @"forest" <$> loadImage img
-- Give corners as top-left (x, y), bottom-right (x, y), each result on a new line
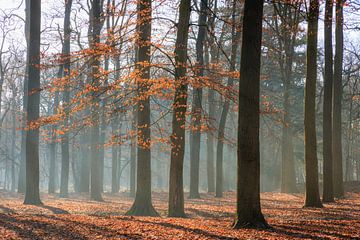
top-left (0, 0), bottom-right (359, 239)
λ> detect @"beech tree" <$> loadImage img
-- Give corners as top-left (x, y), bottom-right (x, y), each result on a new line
top-left (304, 0), bottom-right (322, 208)
top-left (168, 0), bottom-right (192, 217)
top-left (24, 0), bottom-right (42, 205)
top-left (126, 0), bottom-right (158, 216)
top-left (322, 0), bottom-right (334, 203)
top-left (233, 0), bottom-right (268, 229)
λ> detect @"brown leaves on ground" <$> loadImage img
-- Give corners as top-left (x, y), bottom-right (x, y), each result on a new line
top-left (0, 189), bottom-right (359, 239)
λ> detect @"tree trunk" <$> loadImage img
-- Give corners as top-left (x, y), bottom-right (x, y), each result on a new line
top-left (18, 0), bottom-right (31, 194)
top-left (129, 108), bottom-right (136, 197)
top-left (90, 0), bottom-right (104, 202)
top-left (215, 0), bottom-right (239, 198)
top-left (79, 130), bottom-right (90, 192)
top-left (304, 0), bottom-right (322, 208)
top-left (189, 0), bottom-right (208, 199)
top-left (59, 0), bottom-right (73, 198)
top-left (233, 0), bottom-right (268, 229)
top-left (126, 0), bottom-right (158, 216)
top-left (48, 90), bottom-right (59, 194)
top-left (322, 0), bottom-right (334, 203)
top-left (168, 0), bottom-right (191, 217)
top-left (333, 0), bottom-right (344, 198)
top-left (111, 119), bottom-right (119, 194)
top-left (24, 0), bottom-right (42, 205)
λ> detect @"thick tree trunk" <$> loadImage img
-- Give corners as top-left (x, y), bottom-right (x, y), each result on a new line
top-left (126, 0), bottom-right (158, 216)
top-left (304, 0), bottom-right (322, 208)
top-left (59, 0), bottom-right (73, 198)
top-left (233, 0), bottom-right (268, 229)
top-left (24, 0), bottom-right (42, 205)
top-left (168, 0), bottom-right (191, 217)
top-left (333, 0), bottom-right (344, 198)
top-left (206, 89), bottom-right (215, 193)
top-left (322, 0), bottom-right (334, 203)
top-left (189, 0), bottom-right (208, 199)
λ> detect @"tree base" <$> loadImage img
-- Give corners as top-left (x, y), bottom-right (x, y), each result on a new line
top-left (90, 194), bottom-right (104, 202)
top-left (24, 198), bottom-right (43, 206)
top-left (322, 197), bottom-right (335, 203)
top-left (126, 203), bottom-right (159, 217)
top-left (233, 218), bottom-right (270, 229)
top-left (303, 202), bottom-right (323, 208)
top-left (168, 210), bottom-right (187, 218)
top-left (188, 192), bottom-right (201, 199)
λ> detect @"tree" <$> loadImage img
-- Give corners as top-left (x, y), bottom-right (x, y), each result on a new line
top-left (189, 0), bottom-right (208, 199)
top-left (322, 0), bottom-right (334, 203)
top-left (59, 0), bottom-right (73, 198)
top-left (233, 0), bottom-right (268, 229)
top-left (304, 0), bottom-right (322, 208)
top-left (18, 0), bottom-right (30, 194)
top-left (168, 0), bottom-right (192, 217)
top-left (126, 0), bottom-right (158, 216)
top-left (90, 0), bottom-right (104, 202)
top-left (215, 0), bottom-right (240, 198)
top-left (333, 0), bottom-right (345, 198)
top-left (24, 0), bottom-right (42, 205)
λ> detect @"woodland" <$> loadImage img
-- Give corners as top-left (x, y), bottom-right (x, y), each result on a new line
top-left (0, 0), bottom-right (359, 239)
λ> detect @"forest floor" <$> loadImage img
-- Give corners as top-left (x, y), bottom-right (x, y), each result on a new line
top-left (0, 184), bottom-right (359, 239)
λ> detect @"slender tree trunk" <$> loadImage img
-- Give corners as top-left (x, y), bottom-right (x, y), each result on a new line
top-left (111, 119), bottom-right (119, 194)
top-left (215, 0), bottom-right (239, 198)
top-left (90, 0), bottom-right (104, 202)
top-left (11, 93), bottom-right (16, 192)
top-left (168, 0), bottom-right (191, 217)
top-left (345, 92), bottom-right (353, 181)
top-left (304, 0), bottom-right (322, 208)
top-left (322, 0), bottom-right (334, 203)
top-left (48, 91), bottom-right (59, 193)
top-left (333, 0), bottom-right (344, 198)
top-left (24, 0), bottom-right (42, 205)
top-left (18, 0), bottom-right (31, 194)
top-left (189, 0), bottom-right (208, 199)
top-left (79, 130), bottom-right (90, 192)
top-left (129, 108), bottom-right (136, 197)
top-left (126, 0), bottom-right (158, 216)
top-left (59, 0), bottom-right (73, 198)
top-left (233, 0), bottom-right (268, 229)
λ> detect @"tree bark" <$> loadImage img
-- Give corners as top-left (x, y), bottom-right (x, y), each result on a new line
top-left (24, 0), bottom-right (42, 205)
top-left (59, 0), bottom-right (73, 198)
top-left (233, 0), bottom-right (268, 229)
top-left (215, 0), bottom-right (239, 198)
top-left (189, 0), bottom-right (208, 199)
top-left (168, 0), bottom-right (191, 217)
top-left (18, 0), bottom-right (31, 194)
top-left (322, 0), bottom-right (334, 203)
top-left (333, 0), bottom-right (344, 198)
top-left (126, 0), bottom-right (158, 216)
top-left (304, 0), bottom-right (322, 208)
top-left (90, 0), bottom-right (104, 202)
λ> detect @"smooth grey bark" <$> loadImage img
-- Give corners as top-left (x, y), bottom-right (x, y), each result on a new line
top-left (24, 0), bottom-right (42, 205)
top-left (59, 0), bottom-right (73, 198)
